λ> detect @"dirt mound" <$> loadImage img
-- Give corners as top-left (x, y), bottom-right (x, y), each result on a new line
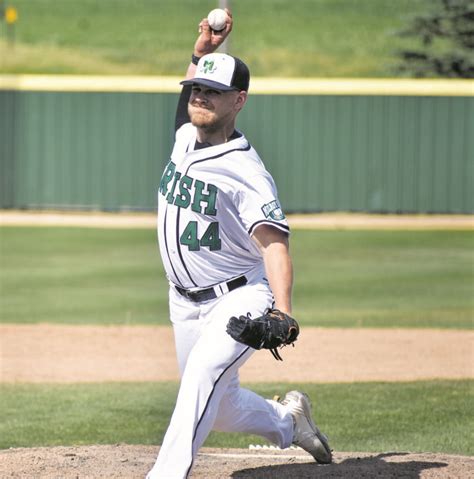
top-left (1, 445), bottom-right (472, 478)
top-left (2, 325), bottom-right (473, 383)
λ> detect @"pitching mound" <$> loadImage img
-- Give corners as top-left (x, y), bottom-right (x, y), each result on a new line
top-left (1, 445), bottom-right (472, 478)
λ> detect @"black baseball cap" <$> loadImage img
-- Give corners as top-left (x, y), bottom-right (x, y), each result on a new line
top-left (181, 53), bottom-right (250, 92)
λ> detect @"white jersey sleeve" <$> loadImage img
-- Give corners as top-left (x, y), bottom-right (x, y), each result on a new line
top-left (236, 172), bottom-right (290, 237)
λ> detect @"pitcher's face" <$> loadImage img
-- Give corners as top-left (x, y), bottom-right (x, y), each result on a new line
top-left (188, 85), bottom-right (245, 131)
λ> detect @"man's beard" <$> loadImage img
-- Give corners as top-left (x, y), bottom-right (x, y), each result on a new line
top-left (188, 104), bottom-right (220, 131)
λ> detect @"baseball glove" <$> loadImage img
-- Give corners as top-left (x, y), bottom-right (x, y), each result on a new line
top-left (226, 308), bottom-right (300, 360)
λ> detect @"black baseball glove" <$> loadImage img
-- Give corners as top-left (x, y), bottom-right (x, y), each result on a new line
top-left (226, 308), bottom-right (300, 360)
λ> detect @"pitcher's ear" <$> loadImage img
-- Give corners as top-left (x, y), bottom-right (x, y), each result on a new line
top-left (235, 91), bottom-right (248, 111)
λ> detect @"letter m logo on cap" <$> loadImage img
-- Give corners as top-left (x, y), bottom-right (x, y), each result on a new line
top-left (202, 60), bottom-right (217, 74)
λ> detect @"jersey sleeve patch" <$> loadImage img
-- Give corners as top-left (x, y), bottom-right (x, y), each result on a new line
top-left (235, 171), bottom-right (289, 235)
top-left (261, 200), bottom-right (286, 221)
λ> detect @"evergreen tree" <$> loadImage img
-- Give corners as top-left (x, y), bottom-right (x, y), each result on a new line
top-left (396, 0), bottom-right (474, 78)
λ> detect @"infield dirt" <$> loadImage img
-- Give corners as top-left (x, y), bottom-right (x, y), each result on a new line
top-left (1, 325), bottom-right (473, 383)
top-left (1, 445), bottom-right (473, 478)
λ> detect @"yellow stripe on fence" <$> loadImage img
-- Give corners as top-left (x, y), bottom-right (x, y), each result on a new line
top-left (0, 74), bottom-right (473, 96)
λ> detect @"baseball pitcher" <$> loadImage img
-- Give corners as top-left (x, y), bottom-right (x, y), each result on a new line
top-left (146, 9), bottom-right (331, 479)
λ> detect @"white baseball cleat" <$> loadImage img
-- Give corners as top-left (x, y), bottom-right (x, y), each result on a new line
top-left (281, 390), bottom-right (332, 464)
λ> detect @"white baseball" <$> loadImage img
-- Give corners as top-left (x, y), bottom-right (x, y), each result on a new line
top-left (207, 8), bottom-right (227, 31)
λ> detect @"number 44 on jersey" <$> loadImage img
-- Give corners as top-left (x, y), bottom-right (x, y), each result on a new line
top-left (160, 161), bottom-right (222, 251)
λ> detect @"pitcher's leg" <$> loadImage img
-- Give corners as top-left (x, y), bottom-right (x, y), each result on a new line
top-left (213, 375), bottom-right (294, 448)
top-left (148, 280), bottom-right (275, 479)
top-left (168, 287), bottom-right (202, 376)
top-left (204, 279), bottom-right (294, 445)
top-left (147, 328), bottom-right (252, 479)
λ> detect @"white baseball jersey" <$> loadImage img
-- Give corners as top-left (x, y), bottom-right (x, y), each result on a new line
top-left (157, 122), bottom-right (289, 289)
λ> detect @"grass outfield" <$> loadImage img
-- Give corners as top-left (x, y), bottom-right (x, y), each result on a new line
top-left (1, 0), bottom-right (432, 77)
top-left (0, 380), bottom-right (472, 455)
top-left (0, 227), bottom-right (472, 328)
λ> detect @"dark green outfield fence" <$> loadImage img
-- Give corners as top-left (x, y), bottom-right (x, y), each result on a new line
top-left (1, 77), bottom-right (473, 213)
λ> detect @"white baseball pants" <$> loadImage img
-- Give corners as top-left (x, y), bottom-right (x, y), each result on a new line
top-left (146, 268), bottom-right (294, 479)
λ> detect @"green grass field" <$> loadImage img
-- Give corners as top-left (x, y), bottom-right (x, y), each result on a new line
top-left (1, 380), bottom-right (472, 455)
top-left (1, 227), bottom-right (472, 328)
top-left (0, 0), bottom-right (435, 77)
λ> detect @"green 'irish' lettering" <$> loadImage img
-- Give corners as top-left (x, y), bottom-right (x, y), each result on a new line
top-left (192, 180), bottom-right (218, 215)
top-left (159, 164), bottom-right (219, 216)
top-left (166, 171), bottom-right (181, 204)
top-left (174, 175), bottom-right (193, 209)
top-left (159, 161), bottom-right (176, 195)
